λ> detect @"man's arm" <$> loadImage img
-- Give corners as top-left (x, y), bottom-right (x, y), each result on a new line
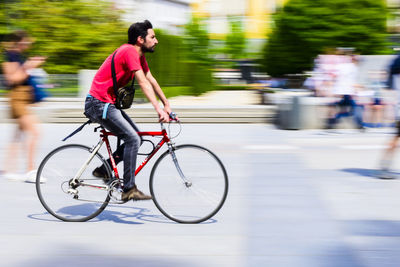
top-left (135, 69), bottom-right (169, 122)
top-left (145, 70), bottom-right (172, 114)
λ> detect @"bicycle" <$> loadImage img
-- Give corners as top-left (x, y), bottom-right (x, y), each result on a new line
top-left (35, 115), bottom-right (228, 224)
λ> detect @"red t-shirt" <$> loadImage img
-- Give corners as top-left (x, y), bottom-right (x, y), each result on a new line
top-left (89, 44), bottom-right (149, 103)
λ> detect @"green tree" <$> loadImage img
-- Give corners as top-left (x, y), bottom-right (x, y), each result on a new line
top-left (0, 0), bottom-right (126, 73)
top-left (262, 0), bottom-right (388, 77)
top-left (181, 16), bottom-right (214, 95)
top-left (224, 16), bottom-right (246, 60)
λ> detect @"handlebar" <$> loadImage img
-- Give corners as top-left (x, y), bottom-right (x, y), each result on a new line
top-left (160, 112), bottom-right (180, 131)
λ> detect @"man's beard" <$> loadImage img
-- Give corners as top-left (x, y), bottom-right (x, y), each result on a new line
top-left (142, 44), bottom-right (155, 53)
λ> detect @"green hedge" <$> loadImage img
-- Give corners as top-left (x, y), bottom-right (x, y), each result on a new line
top-left (146, 30), bottom-right (214, 96)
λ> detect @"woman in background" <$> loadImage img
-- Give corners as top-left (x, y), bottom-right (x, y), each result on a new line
top-left (1, 30), bottom-right (46, 182)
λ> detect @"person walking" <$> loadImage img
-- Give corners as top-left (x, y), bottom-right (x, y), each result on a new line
top-left (1, 30), bottom-right (46, 182)
top-left (364, 71), bottom-right (386, 128)
top-left (325, 54), bottom-right (364, 130)
top-left (84, 20), bottom-right (171, 201)
top-left (379, 53), bottom-right (400, 178)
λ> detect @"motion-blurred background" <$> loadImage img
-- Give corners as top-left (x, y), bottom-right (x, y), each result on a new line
top-left (0, 0), bottom-right (395, 99)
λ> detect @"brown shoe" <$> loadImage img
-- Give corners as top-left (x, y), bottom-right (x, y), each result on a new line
top-left (121, 185), bottom-right (152, 202)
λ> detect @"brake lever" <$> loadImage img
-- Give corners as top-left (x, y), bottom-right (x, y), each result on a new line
top-left (169, 112), bottom-right (179, 122)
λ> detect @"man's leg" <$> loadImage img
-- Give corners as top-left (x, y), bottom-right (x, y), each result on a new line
top-left (93, 111), bottom-right (142, 178)
top-left (99, 106), bottom-right (151, 200)
top-left (84, 97), bottom-right (150, 200)
top-left (381, 121), bottom-right (400, 170)
top-left (348, 96), bottom-right (364, 129)
top-left (326, 103), bottom-right (338, 129)
top-left (92, 143), bottom-right (125, 178)
top-left (353, 105), bottom-right (365, 129)
top-left (100, 106), bottom-right (140, 190)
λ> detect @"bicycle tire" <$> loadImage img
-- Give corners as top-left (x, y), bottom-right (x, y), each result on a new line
top-left (150, 144), bottom-right (228, 223)
top-left (36, 144), bottom-right (112, 222)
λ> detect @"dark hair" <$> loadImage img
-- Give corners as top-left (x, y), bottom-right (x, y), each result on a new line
top-left (128, 20), bottom-right (153, 45)
top-left (7, 30), bottom-right (29, 43)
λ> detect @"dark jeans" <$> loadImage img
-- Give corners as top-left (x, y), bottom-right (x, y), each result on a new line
top-left (328, 95), bottom-right (363, 128)
top-left (84, 95), bottom-right (141, 192)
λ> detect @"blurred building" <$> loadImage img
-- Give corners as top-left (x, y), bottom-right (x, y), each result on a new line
top-left (388, 0), bottom-right (400, 8)
top-left (111, 0), bottom-right (287, 52)
top-left (191, 0), bottom-right (287, 51)
top-left (191, 0), bottom-right (286, 38)
top-left (111, 0), bottom-right (193, 35)
top-left (388, 0), bottom-right (400, 32)
top-left (111, 0), bottom-right (398, 51)
top-left (387, 0), bottom-right (400, 46)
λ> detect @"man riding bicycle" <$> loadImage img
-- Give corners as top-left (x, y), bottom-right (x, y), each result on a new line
top-left (84, 20), bottom-right (171, 202)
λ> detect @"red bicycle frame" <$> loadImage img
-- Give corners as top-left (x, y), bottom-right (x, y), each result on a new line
top-left (99, 126), bottom-right (171, 181)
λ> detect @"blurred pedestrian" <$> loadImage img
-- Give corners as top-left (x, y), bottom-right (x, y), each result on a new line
top-left (379, 53), bottom-right (400, 178)
top-left (364, 71), bottom-right (386, 128)
top-left (325, 54), bottom-right (364, 130)
top-left (312, 48), bottom-right (338, 97)
top-left (1, 30), bottom-right (46, 182)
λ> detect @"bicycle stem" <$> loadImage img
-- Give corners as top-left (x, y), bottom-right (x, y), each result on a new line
top-left (160, 122), bottom-right (166, 131)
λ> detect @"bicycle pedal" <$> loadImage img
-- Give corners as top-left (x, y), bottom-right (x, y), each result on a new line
top-left (67, 188), bottom-right (78, 195)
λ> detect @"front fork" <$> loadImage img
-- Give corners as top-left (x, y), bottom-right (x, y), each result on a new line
top-left (167, 142), bottom-right (192, 187)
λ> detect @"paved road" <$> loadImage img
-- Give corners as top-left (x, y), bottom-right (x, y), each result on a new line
top-left (1, 123), bottom-right (400, 267)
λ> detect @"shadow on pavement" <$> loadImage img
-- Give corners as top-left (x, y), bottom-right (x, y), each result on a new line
top-left (341, 219), bottom-right (400, 237)
top-left (28, 204), bottom-right (216, 225)
top-left (340, 168), bottom-right (400, 179)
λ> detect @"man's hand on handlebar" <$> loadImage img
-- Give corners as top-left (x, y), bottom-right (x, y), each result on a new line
top-left (157, 109), bottom-right (169, 123)
top-left (157, 108), bottom-right (179, 123)
top-left (164, 105), bottom-right (172, 115)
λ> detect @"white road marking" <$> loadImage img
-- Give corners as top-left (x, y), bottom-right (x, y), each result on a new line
top-left (243, 145), bottom-right (299, 150)
top-left (339, 145), bottom-right (388, 150)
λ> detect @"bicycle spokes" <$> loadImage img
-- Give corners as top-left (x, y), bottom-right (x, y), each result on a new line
top-left (150, 144), bottom-right (228, 224)
top-left (36, 144), bottom-right (111, 222)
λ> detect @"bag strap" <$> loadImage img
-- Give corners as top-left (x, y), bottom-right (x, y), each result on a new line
top-left (62, 119), bottom-right (92, 141)
top-left (111, 49), bottom-right (135, 97)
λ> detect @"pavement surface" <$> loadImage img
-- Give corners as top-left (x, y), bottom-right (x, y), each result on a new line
top-left (1, 123), bottom-right (400, 266)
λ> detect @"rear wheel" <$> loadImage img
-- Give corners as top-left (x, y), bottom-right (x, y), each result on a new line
top-left (36, 144), bottom-right (112, 222)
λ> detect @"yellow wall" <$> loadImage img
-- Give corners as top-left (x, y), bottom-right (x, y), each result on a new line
top-left (246, 0), bottom-right (269, 39)
top-left (191, 0), bottom-right (210, 18)
top-left (191, 0), bottom-right (287, 39)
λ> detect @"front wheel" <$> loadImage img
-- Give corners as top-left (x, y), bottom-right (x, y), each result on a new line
top-left (150, 144), bottom-right (228, 223)
top-left (36, 144), bottom-right (112, 222)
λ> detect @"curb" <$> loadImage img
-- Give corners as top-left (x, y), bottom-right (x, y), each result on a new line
top-left (0, 97), bottom-right (275, 124)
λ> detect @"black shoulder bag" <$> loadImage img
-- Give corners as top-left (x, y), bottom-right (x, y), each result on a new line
top-left (111, 50), bottom-right (135, 109)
